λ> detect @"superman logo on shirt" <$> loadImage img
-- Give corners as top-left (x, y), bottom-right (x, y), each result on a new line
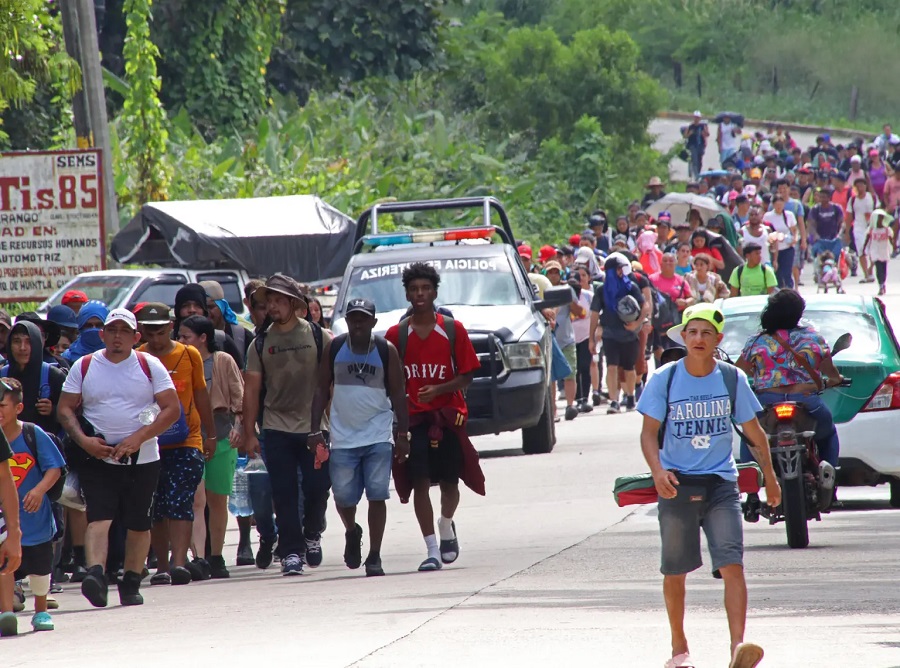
top-left (9, 453), bottom-right (36, 489)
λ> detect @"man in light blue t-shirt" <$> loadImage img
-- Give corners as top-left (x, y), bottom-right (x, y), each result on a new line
top-left (637, 304), bottom-right (780, 668)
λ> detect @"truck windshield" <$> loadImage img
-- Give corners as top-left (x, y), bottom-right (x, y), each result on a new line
top-left (39, 276), bottom-right (140, 311)
top-left (342, 256), bottom-right (524, 313)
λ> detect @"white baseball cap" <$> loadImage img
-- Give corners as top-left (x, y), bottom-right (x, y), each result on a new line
top-left (693, 110), bottom-right (702, 118)
top-left (104, 308), bottom-right (137, 330)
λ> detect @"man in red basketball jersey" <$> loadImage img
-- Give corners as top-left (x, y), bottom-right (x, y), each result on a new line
top-left (385, 263), bottom-right (482, 572)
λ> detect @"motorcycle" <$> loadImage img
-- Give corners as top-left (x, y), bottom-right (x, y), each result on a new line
top-left (743, 332), bottom-right (853, 549)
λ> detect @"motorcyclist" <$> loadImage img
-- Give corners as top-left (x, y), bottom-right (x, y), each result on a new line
top-left (735, 289), bottom-right (844, 468)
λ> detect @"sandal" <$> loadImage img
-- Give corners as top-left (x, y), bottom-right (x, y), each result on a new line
top-left (417, 557), bottom-right (442, 572)
top-left (730, 642), bottom-right (764, 668)
top-left (664, 653), bottom-right (695, 668)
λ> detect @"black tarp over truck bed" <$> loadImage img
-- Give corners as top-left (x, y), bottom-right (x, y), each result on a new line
top-left (110, 195), bottom-right (356, 282)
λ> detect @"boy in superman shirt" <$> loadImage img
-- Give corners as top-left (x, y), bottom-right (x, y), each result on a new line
top-left (0, 378), bottom-right (64, 635)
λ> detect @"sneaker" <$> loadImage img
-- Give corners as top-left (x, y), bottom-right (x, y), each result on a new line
top-left (305, 535), bottom-right (323, 569)
top-left (13, 581), bottom-right (25, 612)
top-left (592, 390), bottom-right (606, 406)
top-left (81, 565), bottom-right (109, 608)
top-left (879, 284), bottom-right (887, 296)
top-left (150, 571), bottom-right (172, 586)
top-left (117, 570), bottom-right (144, 606)
top-left (624, 395), bottom-right (636, 411)
top-left (344, 524), bottom-right (363, 570)
top-left (439, 521), bottom-right (460, 564)
top-left (0, 611), bottom-right (17, 637)
top-left (52, 566), bottom-right (69, 584)
top-left (364, 555), bottom-right (385, 577)
top-left (188, 557), bottom-right (212, 581)
top-left (49, 581), bottom-right (64, 594)
top-left (69, 563), bottom-right (87, 583)
top-left (208, 555), bottom-right (230, 579)
top-left (282, 553), bottom-right (304, 576)
top-left (743, 493), bottom-right (761, 523)
top-left (236, 543), bottom-right (255, 566)
top-left (564, 405), bottom-right (579, 421)
top-left (31, 611), bottom-right (54, 631)
top-left (170, 566), bottom-right (192, 586)
top-left (607, 400), bottom-right (620, 414)
top-left (256, 536), bottom-right (277, 569)
top-left (578, 401), bottom-right (593, 413)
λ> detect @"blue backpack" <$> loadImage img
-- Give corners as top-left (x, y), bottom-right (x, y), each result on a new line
top-left (1, 362), bottom-right (52, 399)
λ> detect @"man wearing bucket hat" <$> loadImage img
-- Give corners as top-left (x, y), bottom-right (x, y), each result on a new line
top-left (637, 303), bottom-right (780, 668)
top-left (243, 274), bottom-right (333, 576)
top-left (642, 176), bottom-right (667, 209)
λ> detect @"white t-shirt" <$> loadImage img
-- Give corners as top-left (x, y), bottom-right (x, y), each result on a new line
top-left (572, 289), bottom-right (593, 344)
top-left (740, 226), bottom-right (773, 265)
top-left (762, 210), bottom-right (797, 251)
top-left (62, 350), bottom-right (175, 465)
top-left (719, 122), bottom-right (740, 152)
top-left (848, 192), bottom-right (875, 230)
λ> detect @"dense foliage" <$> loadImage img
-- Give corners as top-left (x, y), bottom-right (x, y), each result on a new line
top-left (468, 0), bottom-right (900, 125)
top-left (0, 0), bottom-right (80, 148)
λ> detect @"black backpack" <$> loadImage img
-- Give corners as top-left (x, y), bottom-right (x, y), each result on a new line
top-left (327, 334), bottom-right (391, 395)
top-left (21, 422), bottom-right (67, 502)
top-left (650, 280), bottom-right (684, 334)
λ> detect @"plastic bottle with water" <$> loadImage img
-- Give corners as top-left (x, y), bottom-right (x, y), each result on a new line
top-left (228, 456), bottom-right (253, 517)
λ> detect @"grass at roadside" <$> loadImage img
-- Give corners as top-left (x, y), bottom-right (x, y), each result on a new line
top-left (666, 85), bottom-right (884, 135)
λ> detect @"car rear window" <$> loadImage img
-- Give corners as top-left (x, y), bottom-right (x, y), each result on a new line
top-left (42, 275), bottom-right (140, 310)
top-left (342, 256), bottom-right (524, 313)
top-left (132, 280), bottom-right (188, 309)
top-left (721, 308), bottom-right (881, 358)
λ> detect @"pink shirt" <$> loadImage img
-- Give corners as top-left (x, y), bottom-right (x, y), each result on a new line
top-left (883, 178), bottom-right (900, 213)
top-left (649, 272), bottom-right (693, 309)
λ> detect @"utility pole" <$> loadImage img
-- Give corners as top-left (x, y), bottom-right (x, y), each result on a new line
top-left (59, 0), bottom-right (92, 148)
top-left (65, 0), bottom-right (120, 234)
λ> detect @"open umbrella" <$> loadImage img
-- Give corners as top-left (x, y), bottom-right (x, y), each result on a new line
top-left (645, 192), bottom-right (724, 226)
top-left (714, 111), bottom-right (745, 126)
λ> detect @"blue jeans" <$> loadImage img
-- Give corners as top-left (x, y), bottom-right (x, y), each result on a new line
top-left (247, 435), bottom-right (277, 544)
top-left (812, 237), bottom-right (843, 259)
top-left (329, 442), bottom-right (393, 507)
top-left (741, 392), bottom-right (839, 466)
top-left (263, 429), bottom-right (331, 557)
top-left (776, 247), bottom-right (795, 289)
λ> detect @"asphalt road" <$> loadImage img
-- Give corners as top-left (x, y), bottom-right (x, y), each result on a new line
top-left (8, 269), bottom-right (900, 667)
top-left (648, 118), bottom-right (859, 183)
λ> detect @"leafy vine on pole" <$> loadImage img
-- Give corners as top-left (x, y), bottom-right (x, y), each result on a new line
top-left (120, 0), bottom-right (171, 209)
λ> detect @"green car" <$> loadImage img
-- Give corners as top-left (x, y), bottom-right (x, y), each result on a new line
top-left (717, 294), bottom-right (900, 504)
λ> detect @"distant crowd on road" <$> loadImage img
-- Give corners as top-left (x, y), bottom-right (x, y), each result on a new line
top-left (515, 115), bottom-right (900, 425)
top-left (0, 263), bottom-right (481, 636)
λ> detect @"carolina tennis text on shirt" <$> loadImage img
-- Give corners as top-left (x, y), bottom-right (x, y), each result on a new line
top-left (667, 393), bottom-right (732, 441)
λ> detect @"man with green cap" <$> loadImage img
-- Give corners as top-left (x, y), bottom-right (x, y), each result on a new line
top-left (636, 304), bottom-right (781, 668)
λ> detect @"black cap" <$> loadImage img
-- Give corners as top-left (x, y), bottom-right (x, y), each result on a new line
top-left (345, 298), bottom-right (376, 317)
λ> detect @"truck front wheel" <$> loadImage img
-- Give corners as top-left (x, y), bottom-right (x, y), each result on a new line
top-left (522, 390), bottom-right (556, 455)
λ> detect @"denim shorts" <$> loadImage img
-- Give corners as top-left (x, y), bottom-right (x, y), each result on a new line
top-left (329, 442), bottom-right (393, 507)
top-left (657, 473), bottom-right (743, 575)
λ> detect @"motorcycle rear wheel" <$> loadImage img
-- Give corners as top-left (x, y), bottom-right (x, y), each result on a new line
top-left (783, 474), bottom-right (809, 549)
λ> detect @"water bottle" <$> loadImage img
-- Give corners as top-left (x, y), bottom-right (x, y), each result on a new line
top-left (139, 403), bottom-right (161, 426)
top-left (228, 456), bottom-right (253, 517)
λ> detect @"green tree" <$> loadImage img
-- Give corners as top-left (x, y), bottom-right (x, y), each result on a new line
top-left (0, 0), bottom-right (80, 148)
top-left (151, 0), bottom-right (283, 138)
top-left (119, 0), bottom-right (171, 206)
top-left (268, 0), bottom-right (446, 101)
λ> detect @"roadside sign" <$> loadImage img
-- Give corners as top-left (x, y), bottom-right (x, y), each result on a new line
top-left (0, 149), bottom-right (105, 302)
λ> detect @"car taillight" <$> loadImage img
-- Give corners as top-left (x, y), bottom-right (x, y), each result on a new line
top-left (862, 372), bottom-right (900, 411)
top-left (774, 404), bottom-right (796, 420)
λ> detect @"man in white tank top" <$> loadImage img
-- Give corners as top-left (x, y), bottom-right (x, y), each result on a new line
top-left (739, 207), bottom-right (775, 266)
top-left (309, 299), bottom-right (408, 577)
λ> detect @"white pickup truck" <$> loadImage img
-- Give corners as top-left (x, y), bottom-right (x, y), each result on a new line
top-left (36, 268), bottom-right (252, 320)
